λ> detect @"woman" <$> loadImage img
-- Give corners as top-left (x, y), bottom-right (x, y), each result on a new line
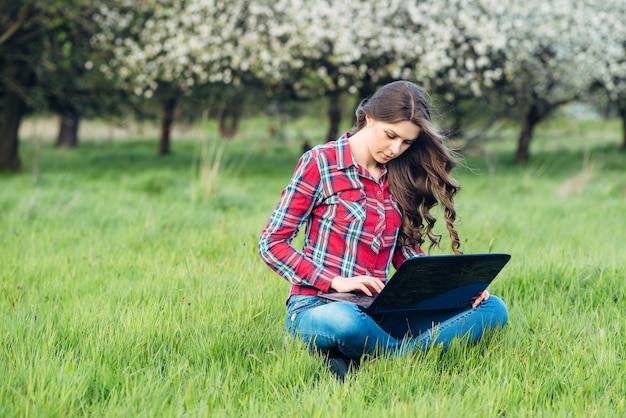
top-left (258, 80), bottom-right (508, 380)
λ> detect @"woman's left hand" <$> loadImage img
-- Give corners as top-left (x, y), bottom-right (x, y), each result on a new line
top-left (471, 290), bottom-right (490, 308)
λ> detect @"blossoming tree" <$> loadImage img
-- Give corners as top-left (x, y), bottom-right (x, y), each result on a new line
top-left (402, 0), bottom-right (508, 140)
top-left (0, 0), bottom-right (99, 170)
top-left (92, 0), bottom-right (250, 153)
top-left (92, 0), bottom-right (621, 159)
top-left (589, 0), bottom-right (626, 148)
top-left (240, 0), bottom-right (418, 141)
top-left (483, 0), bottom-right (602, 161)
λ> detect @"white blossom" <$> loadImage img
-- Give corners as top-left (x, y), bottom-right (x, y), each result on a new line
top-left (90, 0), bottom-right (623, 115)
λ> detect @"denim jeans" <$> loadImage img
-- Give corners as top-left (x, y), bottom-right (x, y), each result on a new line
top-left (285, 295), bottom-right (508, 358)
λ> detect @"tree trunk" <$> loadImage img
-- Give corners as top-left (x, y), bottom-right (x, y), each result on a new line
top-left (0, 61), bottom-right (31, 172)
top-left (218, 112), bottom-right (240, 139)
top-left (0, 95), bottom-right (24, 172)
top-left (159, 97), bottom-right (176, 155)
top-left (218, 106), bottom-right (240, 139)
top-left (56, 110), bottom-right (80, 148)
top-left (355, 83), bottom-right (376, 108)
top-left (619, 105), bottom-right (626, 150)
top-left (326, 90), bottom-right (341, 142)
top-left (515, 103), bottom-right (542, 163)
top-left (448, 101), bottom-right (463, 139)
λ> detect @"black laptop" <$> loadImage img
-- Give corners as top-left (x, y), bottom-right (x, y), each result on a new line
top-left (320, 253), bottom-right (511, 314)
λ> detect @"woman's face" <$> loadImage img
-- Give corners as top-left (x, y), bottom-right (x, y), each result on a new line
top-left (366, 117), bottom-right (421, 164)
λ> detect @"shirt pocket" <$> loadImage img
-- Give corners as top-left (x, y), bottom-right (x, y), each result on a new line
top-left (322, 189), bottom-right (367, 224)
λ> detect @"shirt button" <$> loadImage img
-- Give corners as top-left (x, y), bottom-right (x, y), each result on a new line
top-left (377, 190), bottom-right (382, 195)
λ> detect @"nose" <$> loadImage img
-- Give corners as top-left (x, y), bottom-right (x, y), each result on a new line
top-left (389, 140), bottom-right (402, 156)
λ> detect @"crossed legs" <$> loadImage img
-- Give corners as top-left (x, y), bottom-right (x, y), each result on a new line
top-left (285, 295), bottom-right (508, 359)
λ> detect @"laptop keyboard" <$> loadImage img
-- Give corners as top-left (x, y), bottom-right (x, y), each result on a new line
top-left (325, 292), bottom-right (375, 307)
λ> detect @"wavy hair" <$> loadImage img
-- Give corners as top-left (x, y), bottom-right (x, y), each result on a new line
top-left (352, 80), bottom-right (462, 254)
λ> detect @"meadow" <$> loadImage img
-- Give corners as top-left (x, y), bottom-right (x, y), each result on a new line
top-left (1, 114), bottom-right (625, 417)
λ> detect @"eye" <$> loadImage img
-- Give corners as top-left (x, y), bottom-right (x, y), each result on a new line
top-left (403, 140), bottom-right (414, 145)
top-left (386, 132), bottom-right (397, 139)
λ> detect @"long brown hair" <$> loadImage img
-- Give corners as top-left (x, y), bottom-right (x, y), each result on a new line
top-left (352, 80), bottom-right (462, 254)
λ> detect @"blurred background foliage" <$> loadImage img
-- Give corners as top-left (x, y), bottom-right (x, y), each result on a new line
top-left (1, 0), bottom-right (625, 172)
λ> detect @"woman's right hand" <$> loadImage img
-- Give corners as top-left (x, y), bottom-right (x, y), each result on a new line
top-left (330, 275), bottom-right (385, 297)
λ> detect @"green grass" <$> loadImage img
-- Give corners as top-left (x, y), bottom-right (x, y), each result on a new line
top-left (1, 115), bottom-right (625, 417)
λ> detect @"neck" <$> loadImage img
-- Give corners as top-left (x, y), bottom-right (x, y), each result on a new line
top-left (348, 131), bottom-right (373, 168)
top-left (348, 131), bottom-right (381, 178)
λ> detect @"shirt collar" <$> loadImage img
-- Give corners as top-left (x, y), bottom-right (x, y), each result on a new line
top-left (334, 133), bottom-right (356, 170)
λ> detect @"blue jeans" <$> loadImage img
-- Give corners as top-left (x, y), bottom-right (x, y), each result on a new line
top-left (285, 295), bottom-right (508, 358)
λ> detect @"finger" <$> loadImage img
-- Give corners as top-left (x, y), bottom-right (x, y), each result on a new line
top-left (359, 284), bottom-right (373, 297)
top-left (363, 278), bottom-right (386, 296)
top-left (367, 279), bottom-right (385, 293)
top-left (353, 276), bottom-right (383, 294)
top-left (471, 290), bottom-right (489, 308)
top-left (366, 279), bottom-right (385, 294)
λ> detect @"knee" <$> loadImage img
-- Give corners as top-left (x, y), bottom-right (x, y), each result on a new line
top-left (484, 295), bottom-right (508, 328)
top-left (309, 302), bottom-right (366, 339)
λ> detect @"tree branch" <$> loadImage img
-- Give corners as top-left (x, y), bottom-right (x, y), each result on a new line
top-left (0, 2), bottom-right (35, 46)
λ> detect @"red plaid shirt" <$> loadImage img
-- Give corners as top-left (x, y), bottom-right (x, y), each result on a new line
top-left (259, 134), bottom-right (423, 297)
